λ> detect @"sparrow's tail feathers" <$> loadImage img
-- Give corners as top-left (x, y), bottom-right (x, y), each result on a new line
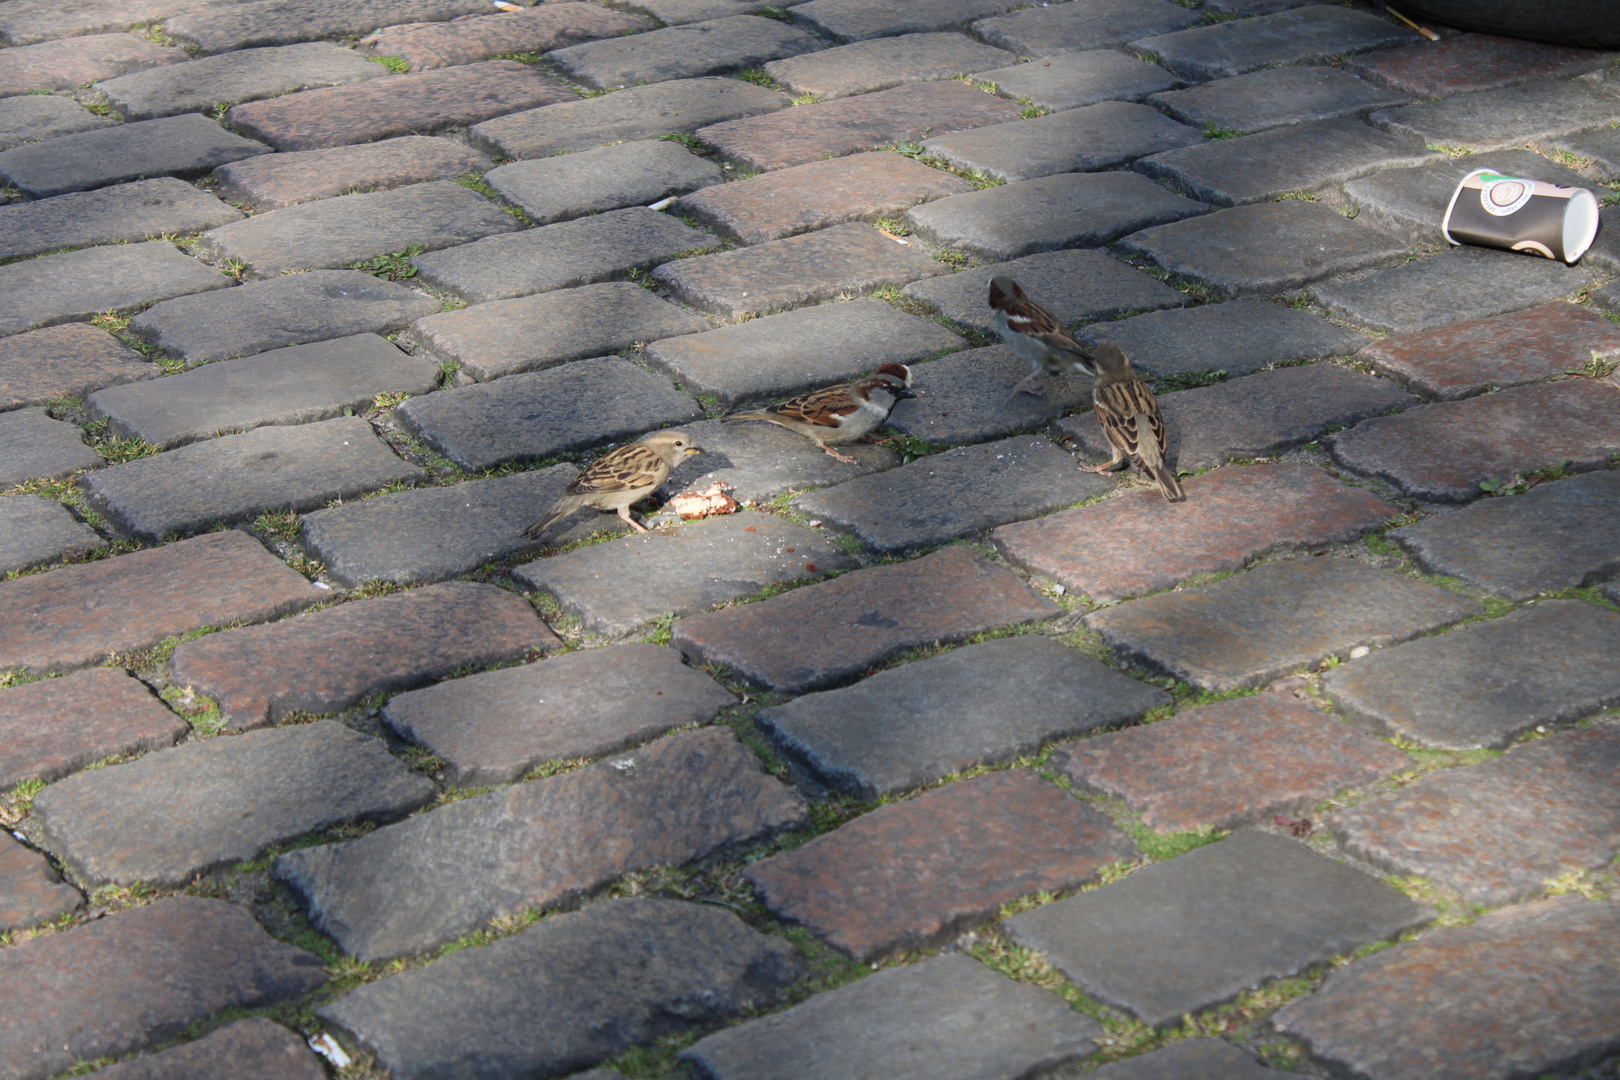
top-left (722, 411), bottom-right (774, 424)
top-left (523, 499), bottom-right (573, 541)
top-left (1149, 462), bottom-right (1185, 502)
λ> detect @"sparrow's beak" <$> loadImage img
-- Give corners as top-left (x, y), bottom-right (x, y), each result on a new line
top-left (893, 387), bottom-right (917, 400)
top-left (685, 445), bottom-right (705, 456)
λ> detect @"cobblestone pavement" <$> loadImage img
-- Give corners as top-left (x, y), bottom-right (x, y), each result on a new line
top-left (1, 2), bottom-right (1619, 1078)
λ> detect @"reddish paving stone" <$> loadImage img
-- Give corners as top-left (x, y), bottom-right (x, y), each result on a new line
top-left (169, 581), bottom-right (558, 732)
top-left (0, 0), bottom-right (221, 47)
top-left (793, 0), bottom-right (1021, 42)
top-left (211, 135), bottom-right (493, 211)
top-left (0, 324), bottom-right (159, 412)
top-left (364, 2), bottom-right (650, 70)
top-left (0, 531), bottom-right (321, 676)
top-left (672, 545), bottom-right (1061, 694)
top-left (1344, 33), bottom-right (1613, 98)
top-left (163, 0), bottom-right (494, 54)
top-left (994, 464), bottom-right (1399, 604)
top-left (1274, 896), bottom-right (1620, 1080)
top-left (0, 668), bottom-right (188, 791)
top-left (0, 34), bottom-right (188, 97)
top-left (695, 79), bottom-right (1023, 172)
top-left (746, 770), bottom-right (1137, 961)
top-left (91, 1018), bottom-right (327, 1080)
top-left (227, 61), bottom-right (575, 152)
top-left (672, 151), bottom-right (970, 246)
top-left (1055, 696), bottom-right (1412, 834)
top-left (0, 896), bottom-right (326, 1080)
top-left (0, 833), bottom-right (81, 934)
top-left (1328, 380), bottom-right (1620, 503)
top-left (1356, 302), bottom-right (1620, 402)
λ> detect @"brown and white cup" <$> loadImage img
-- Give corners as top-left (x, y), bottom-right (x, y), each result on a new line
top-left (1442, 168), bottom-right (1601, 264)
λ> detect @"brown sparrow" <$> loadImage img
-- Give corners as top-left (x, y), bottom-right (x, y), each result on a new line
top-left (1076, 342), bottom-right (1183, 502)
top-left (722, 364), bottom-right (915, 464)
top-left (988, 275), bottom-right (1092, 404)
top-left (523, 430), bottom-right (703, 540)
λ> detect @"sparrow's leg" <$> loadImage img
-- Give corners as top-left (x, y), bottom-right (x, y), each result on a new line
top-left (1076, 451), bottom-right (1128, 474)
top-left (617, 506), bottom-right (651, 533)
top-left (1002, 369), bottom-right (1051, 407)
top-left (818, 442), bottom-right (862, 465)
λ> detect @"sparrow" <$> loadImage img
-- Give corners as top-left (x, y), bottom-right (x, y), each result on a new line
top-left (522, 430), bottom-right (703, 540)
top-left (987, 275), bottom-right (1092, 405)
top-left (1076, 342), bottom-right (1184, 502)
top-left (722, 364), bottom-right (915, 464)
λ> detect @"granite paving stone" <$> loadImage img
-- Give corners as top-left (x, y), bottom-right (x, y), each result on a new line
top-left (0, 0), bottom-right (223, 47)
top-left (1148, 66), bottom-right (1406, 135)
top-left (92, 42), bottom-right (386, 121)
top-left (1274, 896), bottom-right (1620, 1080)
top-left (1056, 695), bottom-right (1412, 834)
top-left (1087, 557), bottom-right (1481, 692)
top-left (0, 833), bottom-right (81, 934)
top-left (0, 95), bottom-right (113, 150)
top-left (127, 269), bottom-right (440, 365)
top-left (1389, 471), bottom-right (1620, 600)
top-left (86, 333), bottom-right (441, 448)
top-left (0, 34), bottom-right (189, 97)
top-left (656, 416), bottom-right (900, 502)
top-left (0, 896), bottom-right (326, 1080)
top-left (1345, 32), bottom-right (1613, 98)
top-left (170, 581), bottom-right (557, 731)
top-left (1554, 126), bottom-right (1620, 183)
top-left (210, 135), bottom-right (494, 212)
top-left (1371, 81), bottom-right (1620, 154)
top-left (694, 79), bottom-right (1022, 172)
top-left (192, 180), bottom-right (521, 279)
top-left (1328, 380), bottom-right (1620, 502)
top-left (795, 435), bottom-right (1112, 553)
top-left (1078, 299), bottom-right (1370, 379)
top-left (411, 207), bottom-right (719, 304)
top-left (89, 1018), bottom-right (328, 1080)
top-left (0, 667), bottom-right (188, 791)
top-left (757, 635), bottom-right (1168, 798)
top-left (410, 281), bottom-right (709, 382)
top-left (514, 510), bottom-right (855, 635)
top-left (1089, 1038), bottom-right (1311, 1079)
top-left (226, 60), bottom-right (573, 152)
top-left (763, 32), bottom-right (1014, 100)
top-left (1595, 279), bottom-right (1620, 316)
top-left (0, 242), bottom-right (235, 341)
top-left (609, 0), bottom-right (809, 24)
top-left (0, 325), bottom-right (158, 413)
top-left (972, 0), bottom-right (1201, 56)
top-left (1136, 5), bottom-right (1419, 81)
top-left (382, 644), bottom-right (735, 786)
top-left (671, 151), bottom-right (969, 246)
top-left (884, 344), bottom-right (1090, 446)
top-left (1323, 600), bottom-right (1620, 750)
top-left (320, 899), bottom-right (804, 1080)
top-left (486, 140), bottom-right (722, 226)
top-left (675, 544), bottom-right (1060, 694)
top-left (550, 15), bottom-right (819, 91)
top-left (1115, 201), bottom-right (1407, 299)
top-left (995, 463), bottom-right (1398, 603)
top-left (683, 953), bottom-right (1099, 1079)
top-left (653, 222), bottom-right (949, 321)
top-left (974, 50), bottom-right (1181, 113)
top-left (469, 77), bottom-right (789, 160)
top-left (362, 2), bottom-right (650, 70)
top-left (924, 101), bottom-right (1202, 184)
top-left (164, 0), bottom-right (495, 54)
top-left (1587, 206), bottom-right (1620, 277)
top-left (394, 358), bottom-right (704, 471)
top-left (0, 177), bottom-right (243, 264)
top-left (275, 727), bottom-right (808, 959)
top-left (1058, 363), bottom-right (1418, 474)
top-left (1007, 829), bottom-right (1434, 1027)
top-left (0, 494), bottom-right (101, 574)
top-left (34, 720), bottom-right (437, 887)
top-left (0, 114), bottom-right (269, 199)
top-left (902, 248), bottom-right (1186, 330)
top-left (747, 770), bottom-right (1136, 960)
top-left (0, 408), bottom-right (103, 486)
top-left (793, 0), bottom-right (1020, 42)
top-left (0, 530), bottom-right (321, 675)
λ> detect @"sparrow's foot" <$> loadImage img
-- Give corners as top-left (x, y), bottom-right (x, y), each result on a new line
top-left (857, 434), bottom-right (894, 445)
top-left (1077, 460), bottom-right (1125, 474)
top-left (619, 509), bottom-right (651, 533)
top-left (821, 445), bottom-right (861, 465)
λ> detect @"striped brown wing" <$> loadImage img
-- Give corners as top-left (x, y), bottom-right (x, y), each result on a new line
top-left (1094, 376), bottom-right (1167, 461)
top-left (567, 443), bottom-right (667, 496)
top-left (767, 384), bottom-right (861, 428)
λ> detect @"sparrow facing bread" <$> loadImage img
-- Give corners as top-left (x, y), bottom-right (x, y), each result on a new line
top-left (523, 430), bottom-right (703, 540)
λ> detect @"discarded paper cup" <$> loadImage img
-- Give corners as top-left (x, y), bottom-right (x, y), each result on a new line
top-left (1442, 168), bottom-right (1601, 264)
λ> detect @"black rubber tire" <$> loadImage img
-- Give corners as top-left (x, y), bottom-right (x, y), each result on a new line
top-left (1394, 0), bottom-right (1620, 47)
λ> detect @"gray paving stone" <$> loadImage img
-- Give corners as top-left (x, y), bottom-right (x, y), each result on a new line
top-left (1115, 201), bottom-right (1407, 299)
top-left (80, 415), bottom-right (426, 543)
top-left (759, 635), bottom-right (1169, 799)
top-left (89, 1018), bottom-right (328, 1080)
top-left (1078, 299), bottom-right (1370, 379)
top-left (1087, 1039), bottom-right (1309, 1080)
top-left (1554, 126), bottom-right (1620, 183)
top-left (902, 248), bottom-right (1186, 331)
top-left (1135, 117), bottom-right (1439, 207)
top-left (321, 899), bottom-right (804, 1080)
top-left (514, 510), bottom-right (854, 636)
top-left (0, 177), bottom-right (243, 263)
top-left (1309, 246), bottom-right (1589, 335)
top-left (0, 493), bottom-right (101, 573)
top-left (485, 141), bottom-right (721, 226)
top-left (656, 417), bottom-right (900, 502)
top-left (763, 32), bottom-right (1014, 100)
top-left (0, 114), bottom-right (269, 199)
top-left (0, 95), bottom-right (113, 151)
top-left (885, 344), bottom-right (1090, 446)
top-left (276, 728), bottom-right (808, 959)
top-left (86, 333), bottom-right (441, 449)
top-left (1149, 66), bottom-right (1406, 135)
top-left (410, 282), bottom-right (709, 383)
top-left (411, 208), bottom-right (719, 304)
top-left (903, 171), bottom-right (1208, 264)
top-left (607, 0), bottom-right (807, 24)
top-left (193, 180), bottom-right (521, 279)
top-left (1006, 829), bottom-right (1433, 1027)
top-left (164, 0), bottom-right (493, 54)
top-left (0, 34), bottom-right (189, 97)
top-left (1595, 280), bottom-right (1620, 316)
top-left (923, 100), bottom-right (1202, 183)
top-left (1086, 557), bottom-right (1481, 692)
top-left (793, 0), bottom-right (1021, 42)
top-left (0, 408), bottom-right (102, 486)
top-left (972, 0), bottom-right (1201, 57)
top-left (0, 241), bottom-right (234, 340)
top-left (0, 832), bottom-right (81, 935)
top-left (551, 15), bottom-right (818, 91)
top-left (0, 667), bottom-right (188, 793)
top-left (1372, 80), bottom-right (1620, 154)
top-left (0, 0), bottom-right (222, 47)
top-left (128, 268), bottom-right (441, 365)
top-left (33, 721), bottom-right (436, 887)
top-left (1136, 5), bottom-right (1418, 81)
top-left (0, 324), bottom-right (160, 413)
top-left (362, 2), bottom-right (651, 70)
top-left (394, 358), bottom-right (704, 471)
top-left (211, 135), bottom-right (493, 212)
top-left (469, 77), bottom-right (788, 161)
top-left (682, 953), bottom-right (1099, 1080)
top-left (92, 42), bottom-right (385, 121)
top-left (974, 49), bottom-right (1180, 112)
top-left (642, 297), bottom-right (963, 409)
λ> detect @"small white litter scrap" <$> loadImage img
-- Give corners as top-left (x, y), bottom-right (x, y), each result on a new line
top-left (668, 481), bottom-right (740, 520)
top-left (309, 1034), bottom-right (352, 1069)
top-left (1349, 646), bottom-right (1370, 659)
